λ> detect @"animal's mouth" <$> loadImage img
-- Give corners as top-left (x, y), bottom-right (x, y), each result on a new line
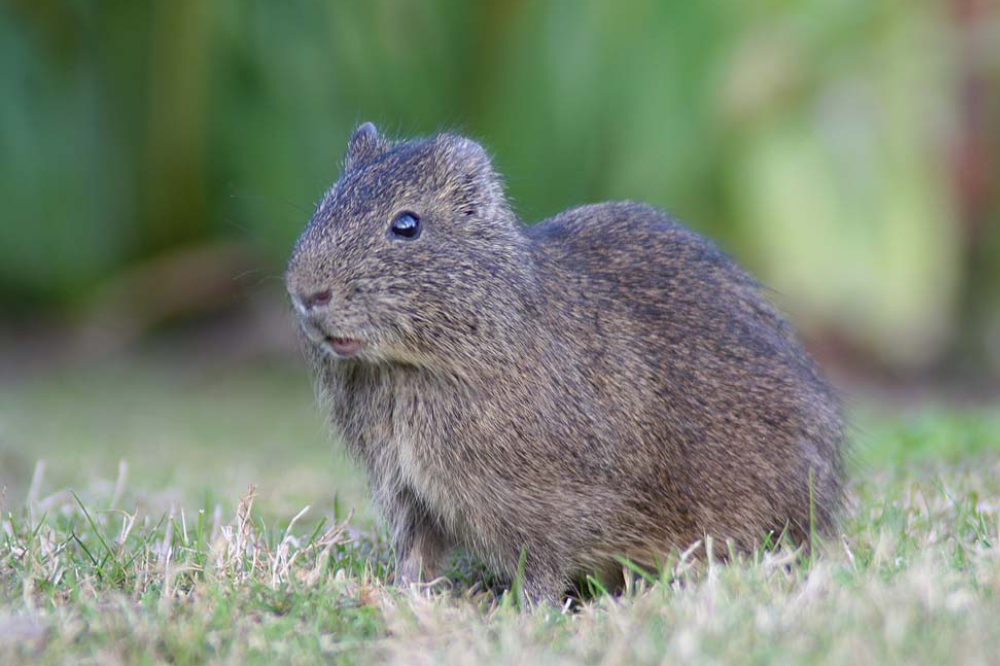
top-left (324, 336), bottom-right (362, 358)
top-left (296, 319), bottom-right (364, 358)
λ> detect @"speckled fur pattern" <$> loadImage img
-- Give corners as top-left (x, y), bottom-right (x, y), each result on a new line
top-left (285, 123), bottom-right (846, 604)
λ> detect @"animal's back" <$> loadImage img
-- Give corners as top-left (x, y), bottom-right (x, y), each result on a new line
top-left (528, 202), bottom-right (845, 553)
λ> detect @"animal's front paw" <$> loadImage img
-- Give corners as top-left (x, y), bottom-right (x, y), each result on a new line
top-left (519, 572), bottom-right (566, 608)
top-left (394, 554), bottom-right (444, 589)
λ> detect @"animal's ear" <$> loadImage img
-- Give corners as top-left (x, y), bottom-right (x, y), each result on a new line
top-left (344, 122), bottom-right (388, 171)
top-left (434, 135), bottom-right (504, 217)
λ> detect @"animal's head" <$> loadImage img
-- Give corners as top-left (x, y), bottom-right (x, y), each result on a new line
top-left (286, 123), bottom-right (532, 367)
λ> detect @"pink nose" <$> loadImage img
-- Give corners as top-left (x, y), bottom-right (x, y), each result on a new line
top-left (300, 289), bottom-right (332, 310)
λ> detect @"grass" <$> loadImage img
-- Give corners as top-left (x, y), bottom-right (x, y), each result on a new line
top-left (1, 362), bottom-right (999, 665)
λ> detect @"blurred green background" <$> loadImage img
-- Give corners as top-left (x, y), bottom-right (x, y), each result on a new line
top-left (1, 0), bottom-right (998, 381)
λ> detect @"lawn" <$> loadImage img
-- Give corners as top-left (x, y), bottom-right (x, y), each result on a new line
top-left (1, 362), bottom-right (999, 665)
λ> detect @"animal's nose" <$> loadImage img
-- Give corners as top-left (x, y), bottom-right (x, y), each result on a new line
top-left (294, 288), bottom-right (332, 312)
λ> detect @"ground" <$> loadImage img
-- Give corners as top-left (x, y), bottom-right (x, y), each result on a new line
top-left (1, 361), bottom-right (999, 666)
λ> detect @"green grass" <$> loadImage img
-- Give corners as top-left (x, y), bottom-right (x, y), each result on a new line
top-left (2, 363), bottom-right (999, 665)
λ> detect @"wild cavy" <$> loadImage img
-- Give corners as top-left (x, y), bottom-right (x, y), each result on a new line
top-left (285, 123), bottom-right (845, 604)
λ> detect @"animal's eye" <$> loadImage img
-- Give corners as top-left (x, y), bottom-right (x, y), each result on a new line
top-left (389, 212), bottom-right (421, 240)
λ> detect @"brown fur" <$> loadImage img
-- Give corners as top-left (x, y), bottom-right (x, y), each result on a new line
top-left (285, 123), bottom-right (846, 603)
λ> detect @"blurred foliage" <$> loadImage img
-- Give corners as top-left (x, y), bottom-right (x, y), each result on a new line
top-left (0, 0), bottom-right (997, 372)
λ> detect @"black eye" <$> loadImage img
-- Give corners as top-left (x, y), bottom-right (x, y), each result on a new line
top-left (389, 212), bottom-right (421, 240)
